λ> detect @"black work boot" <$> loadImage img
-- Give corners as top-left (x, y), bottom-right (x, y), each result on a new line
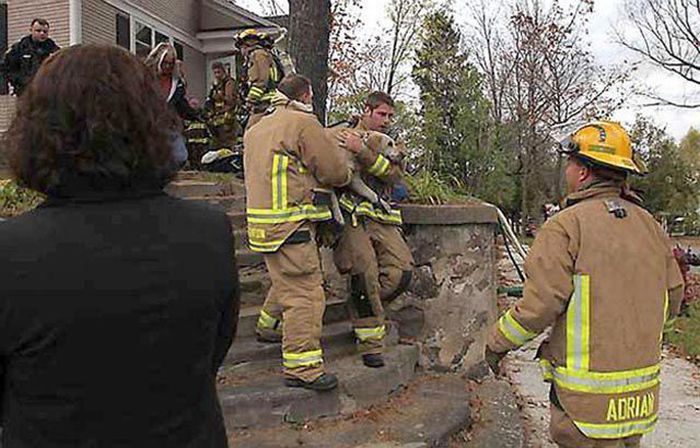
top-left (362, 353), bottom-right (385, 368)
top-left (284, 373), bottom-right (339, 391)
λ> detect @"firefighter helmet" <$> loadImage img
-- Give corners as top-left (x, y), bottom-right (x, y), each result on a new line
top-left (560, 121), bottom-right (646, 175)
top-left (235, 29), bottom-right (266, 47)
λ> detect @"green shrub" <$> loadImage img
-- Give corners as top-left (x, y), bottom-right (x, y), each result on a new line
top-left (405, 171), bottom-right (474, 205)
top-left (664, 301), bottom-right (700, 358)
top-left (0, 180), bottom-right (44, 218)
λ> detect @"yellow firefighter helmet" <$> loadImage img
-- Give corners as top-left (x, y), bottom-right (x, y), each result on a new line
top-left (560, 121), bottom-right (646, 175)
top-left (235, 29), bottom-right (266, 46)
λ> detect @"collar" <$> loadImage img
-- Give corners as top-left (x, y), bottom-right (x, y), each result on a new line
top-left (270, 91), bottom-right (314, 114)
top-left (42, 189), bottom-right (166, 207)
top-left (564, 180), bottom-right (643, 208)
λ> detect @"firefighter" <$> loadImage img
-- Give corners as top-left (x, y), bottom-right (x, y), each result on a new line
top-left (207, 61), bottom-right (240, 149)
top-left (331, 92), bottom-right (414, 368)
top-left (182, 97), bottom-right (212, 170)
top-left (244, 74), bottom-right (372, 391)
top-left (235, 29), bottom-right (284, 131)
top-left (1, 18), bottom-right (60, 96)
top-left (485, 121), bottom-right (684, 448)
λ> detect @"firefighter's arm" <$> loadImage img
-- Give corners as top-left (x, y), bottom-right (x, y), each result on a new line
top-left (246, 50), bottom-right (272, 104)
top-left (666, 246), bottom-right (685, 317)
top-left (488, 219), bottom-right (576, 353)
top-left (299, 121), bottom-right (352, 188)
top-left (224, 79), bottom-right (237, 109)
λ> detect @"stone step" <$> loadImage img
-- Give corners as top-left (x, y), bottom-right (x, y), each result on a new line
top-left (225, 320), bottom-right (356, 366)
top-left (233, 229), bottom-right (248, 251)
top-left (228, 211), bottom-right (247, 230)
top-left (235, 248), bottom-right (264, 268)
top-left (165, 180), bottom-right (226, 198)
top-left (227, 373), bottom-right (473, 447)
top-left (183, 195), bottom-right (245, 213)
top-left (235, 299), bottom-right (350, 339)
top-left (218, 343), bottom-right (420, 430)
top-left (461, 378), bottom-right (526, 448)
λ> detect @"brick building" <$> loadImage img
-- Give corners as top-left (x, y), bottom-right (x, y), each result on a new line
top-left (0, 0), bottom-right (279, 133)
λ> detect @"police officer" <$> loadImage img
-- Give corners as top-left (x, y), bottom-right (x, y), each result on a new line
top-left (235, 29), bottom-right (283, 131)
top-left (207, 61), bottom-right (240, 149)
top-left (1, 18), bottom-right (60, 96)
top-left (245, 74), bottom-right (371, 391)
top-left (486, 121), bottom-right (684, 448)
top-left (333, 91), bottom-right (414, 368)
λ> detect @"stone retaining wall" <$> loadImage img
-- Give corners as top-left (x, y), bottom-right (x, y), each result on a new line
top-left (390, 203), bottom-right (499, 375)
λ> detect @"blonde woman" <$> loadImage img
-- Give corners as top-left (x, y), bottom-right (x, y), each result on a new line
top-left (145, 42), bottom-right (197, 121)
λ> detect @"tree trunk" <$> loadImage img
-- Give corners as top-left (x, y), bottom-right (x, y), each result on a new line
top-left (288, 0), bottom-right (331, 123)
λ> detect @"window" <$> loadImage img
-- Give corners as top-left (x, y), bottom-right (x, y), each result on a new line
top-left (125, 19), bottom-right (184, 62)
top-left (173, 41), bottom-right (184, 60)
top-left (155, 31), bottom-right (169, 45)
top-left (134, 21), bottom-right (152, 58)
top-left (0, 2), bottom-right (6, 54)
top-left (116, 14), bottom-right (130, 49)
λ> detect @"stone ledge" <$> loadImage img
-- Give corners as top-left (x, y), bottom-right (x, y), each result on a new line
top-left (399, 203), bottom-right (499, 225)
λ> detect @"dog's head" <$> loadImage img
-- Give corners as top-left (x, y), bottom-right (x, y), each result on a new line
top-left (365, 131), bottom-right (405, 164)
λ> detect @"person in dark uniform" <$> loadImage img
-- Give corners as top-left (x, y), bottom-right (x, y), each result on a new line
top-left (1, 18), bottom-right (60, 96)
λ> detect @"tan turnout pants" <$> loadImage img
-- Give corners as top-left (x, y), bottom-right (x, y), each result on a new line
top-left (261, 234), bottom-right (326, 382)
top-left (550, 405), bottom-right (642, 448)
top-left (333, 219), bottom-right (414, 354)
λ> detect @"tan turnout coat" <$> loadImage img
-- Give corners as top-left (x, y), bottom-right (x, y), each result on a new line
top-left (243, 96), bottom-right (353, 253)
top-left (489, 182), bottom-right (684, 440)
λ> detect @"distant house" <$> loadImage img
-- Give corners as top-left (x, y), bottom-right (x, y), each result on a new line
top-left (0, 0), bottom-right (282, 132)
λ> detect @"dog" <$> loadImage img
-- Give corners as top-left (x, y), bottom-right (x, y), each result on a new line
top-left (320, 128), bottom-right (405, 226)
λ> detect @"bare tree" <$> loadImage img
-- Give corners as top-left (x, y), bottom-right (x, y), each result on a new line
top-left (467, 0), bottom-right (629, 229)
top-left (384, 0), bottom-right (434, 95)
top-left (617, 0), bottom-right (700, 107)
top-left (253, 0), bottom-right (285, 16)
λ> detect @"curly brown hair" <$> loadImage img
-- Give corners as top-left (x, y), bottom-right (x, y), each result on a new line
top-left (4, 45), bottom-right (179, 197)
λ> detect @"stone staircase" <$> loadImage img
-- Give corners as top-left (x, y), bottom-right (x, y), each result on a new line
top-left (166, 173), bottom-right (426, 442)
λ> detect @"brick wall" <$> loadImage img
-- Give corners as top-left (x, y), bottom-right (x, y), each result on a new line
top-left (0, 0), bottom-right (69, 131)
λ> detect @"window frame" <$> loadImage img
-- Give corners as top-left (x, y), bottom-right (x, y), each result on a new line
top-left (129, 17), bottom-right (184, 62)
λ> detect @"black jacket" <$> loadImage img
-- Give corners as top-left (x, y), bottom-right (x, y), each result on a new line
top-left (0, 191), bottom-right (239, 447)
top-left (1, 35), bottom-right (60, 95)
top-left (168, 77), bottom-right (198, 121)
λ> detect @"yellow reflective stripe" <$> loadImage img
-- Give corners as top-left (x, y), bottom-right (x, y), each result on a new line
top-left (248, 86), bottom-right (264, 99)
top-left (188, 138), bottom-right (210, 144)
top-left (540, 359), bottom-right (554, 381)
top-left (246, 205), bottom-right (332, 224)
top-left (567, 274), bottom-right (590, 371)
top-left (257, 309), bottom-right (280, 330)
top-left (498, 309), bottom-right (537, 346)
top-left (552, 364), bottom-right (660, 394)
top-left (574, 415), bottom-right (657, 439)
top-left (354, 325), bottom-right (386, 342)
top-left (339, 195), bottom-right (402, 224)
top-left (368, 154), bottom-right (391, 177)
top-left (270, 65), bottom-right (278, 82)
top-left (270, 154), bottom-right (289, 210)
top-left (283, 349), bottom-right (323, 368)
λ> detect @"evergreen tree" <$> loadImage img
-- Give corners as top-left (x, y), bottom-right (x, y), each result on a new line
top-left (412, 10), bottom-right (516, 206)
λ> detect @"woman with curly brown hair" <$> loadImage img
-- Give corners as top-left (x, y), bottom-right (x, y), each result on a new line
top-left (0, 45), bottom-right (238, 447)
